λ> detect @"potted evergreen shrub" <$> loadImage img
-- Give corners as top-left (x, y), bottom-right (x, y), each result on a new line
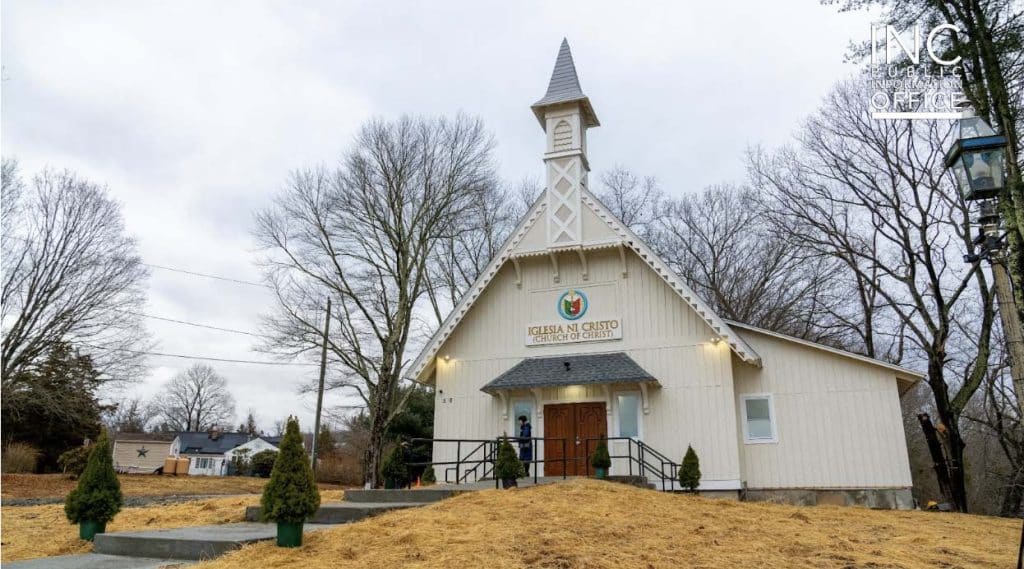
top-left (494, 438), bottom-right (525, 489)
top-left (64, 431), bottom-right (122, 540)
top-left (590, 437), bottom-right (611, 479)
top-left (421, 465), bottom-right (436, 486)
top-left (679, 445), bottom-right (701, 493)
top-left (381, 445), bottom-right (408, 489)
top-left (260, 417), bottom-right (321, 547)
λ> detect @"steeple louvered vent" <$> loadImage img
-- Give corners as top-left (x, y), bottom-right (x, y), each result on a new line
top-left (553, 121), bottom-right (573, 150)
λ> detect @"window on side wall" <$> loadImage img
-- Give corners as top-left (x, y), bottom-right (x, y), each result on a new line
top-left (742, 394), bottom-right (777, 444)
top-left (616, 392), bottom-right (640, 439)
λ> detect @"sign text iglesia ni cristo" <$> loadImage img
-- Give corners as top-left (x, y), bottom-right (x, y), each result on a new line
top-left (526, 286), bottom-right (622, 346)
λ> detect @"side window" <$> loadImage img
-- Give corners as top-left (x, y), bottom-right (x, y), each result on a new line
top-left (616, 393), bottom-right (640, 438)
top-left (742, 394), bottom-right (777, 443)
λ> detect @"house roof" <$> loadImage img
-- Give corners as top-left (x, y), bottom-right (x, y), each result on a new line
top-left (531, 39), bottom-right (599, 128)
top-left (481, 352), bottom-right (658, 394)
top-left (176, 432), bottom-right (259, 455)
top-left (726, 320), bottom-right (925, 393)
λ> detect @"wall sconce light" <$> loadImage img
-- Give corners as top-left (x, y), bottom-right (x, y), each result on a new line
top-left (710, 337), bottom-right (721, 345)
top-left (443, 354), bottom-right (451, 362)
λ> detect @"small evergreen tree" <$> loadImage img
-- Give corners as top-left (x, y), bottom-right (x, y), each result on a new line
top-left (260, 417), bottom-right (320, 524)
top-left (494, 438), bottom-right (525, 480)
top-left (380, 445), bottom-right (408, 488)
top-left (421, 466), bottom-right (436, 485)
top-left (590, 437), bottom-right (611, 472)
top-left (679, 445), bottom-right (701, 493)
top-left (65, 431), bottom-right (122, 524)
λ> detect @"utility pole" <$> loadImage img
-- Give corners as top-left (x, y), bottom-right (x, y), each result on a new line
top-left (982, 218), bottom-right (1024, 414)
top-left (310, 297), bottom-right (331, 470)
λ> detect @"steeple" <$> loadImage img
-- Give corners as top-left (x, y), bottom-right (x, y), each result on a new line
top-left (531, 39), bottom-right (600, 129)
top-left (532, 39), bottom-right (599, 249)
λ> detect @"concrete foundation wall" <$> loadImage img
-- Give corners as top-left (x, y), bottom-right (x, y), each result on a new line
top-left (743, 487), bottom-right (915, 510)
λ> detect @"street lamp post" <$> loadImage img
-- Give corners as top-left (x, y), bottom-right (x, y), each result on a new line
top-left (946, 108), bottom-right (1024, 416)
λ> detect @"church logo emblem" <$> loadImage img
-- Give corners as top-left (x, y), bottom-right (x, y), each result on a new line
top-left (557, 289), bottom-right (588, 320)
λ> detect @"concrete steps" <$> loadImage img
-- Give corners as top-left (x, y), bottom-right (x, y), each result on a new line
top-left (16, 487), bottom-right (460, 567)
top-left (245, 501), bottom-right (424, 524)
top-left (92, 523), bottom-right (337, 561)
top-left (343, 488), bottom-right (460, 503)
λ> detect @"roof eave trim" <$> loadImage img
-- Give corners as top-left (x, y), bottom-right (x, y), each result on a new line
top-left (724, 319), bottom-right (925, 381)
top-left (530, 97), bottom-right (600, 129)
top-left (407, 193), bottom-right (549, 382)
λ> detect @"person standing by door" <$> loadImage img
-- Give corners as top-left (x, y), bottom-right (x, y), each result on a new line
top-left (518, 415), bottom-right (532, 477)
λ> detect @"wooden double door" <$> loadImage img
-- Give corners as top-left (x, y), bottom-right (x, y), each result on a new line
top-left (543, 402), bottom-right (607, 476)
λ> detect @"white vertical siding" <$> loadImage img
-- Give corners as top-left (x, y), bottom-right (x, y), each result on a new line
top-left (733, 330), bottom-right (913, 489)
top-left (432, 248), bottom-right (742, 486)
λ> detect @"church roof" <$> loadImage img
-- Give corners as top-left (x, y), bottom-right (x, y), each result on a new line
top-left (531, 39), bottom-right (599, 128)
top-left (481, 352), bottom-right (658, 394)
top-left (406, 187), bottom-right (764, 383)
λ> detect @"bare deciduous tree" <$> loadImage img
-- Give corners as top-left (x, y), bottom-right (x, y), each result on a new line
top-left (255, 114), bottom-right (497, 486)
top-left (155, 364), bottom-right (236, 431)
top-left (749, 80), bottom-right (996, 512)
top-left (652, 184), bottom-right (852, 346)
top-left (103, 396), bottom-right (157, 433)
top-left (1, 161), bottom-right (149, 384)
top-left (597, 166), bottom-right (664, 241)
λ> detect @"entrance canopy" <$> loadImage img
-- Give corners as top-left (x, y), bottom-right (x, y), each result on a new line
top-left (480, 352), bottom-right (659, 394)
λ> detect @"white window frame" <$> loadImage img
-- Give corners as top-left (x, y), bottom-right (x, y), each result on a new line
top-left (613, 390), bottom-right (642, 440)
top-left (740, 393), bottom-right (778, 444)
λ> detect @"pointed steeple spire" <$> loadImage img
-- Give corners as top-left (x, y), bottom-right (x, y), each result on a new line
top-left (531, 39), bottom-right (599, 129)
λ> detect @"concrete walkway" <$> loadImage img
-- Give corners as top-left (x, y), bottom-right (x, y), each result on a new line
top-left (4, 553), bottom-right (192, 569)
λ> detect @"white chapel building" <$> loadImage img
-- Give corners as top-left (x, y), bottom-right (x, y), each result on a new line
top-left (411, 40), bottom-right (921, 508)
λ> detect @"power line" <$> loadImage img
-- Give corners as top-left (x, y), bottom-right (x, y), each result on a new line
top-left (143, 263), bottom-right (268, 288)
top-left (80, 342), bottom-right (316, 367)
top-left (122, 310), bottom-right (265, 338)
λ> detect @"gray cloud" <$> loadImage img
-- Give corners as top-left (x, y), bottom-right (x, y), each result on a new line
top-left (2, 0), bottom-right (872, 430)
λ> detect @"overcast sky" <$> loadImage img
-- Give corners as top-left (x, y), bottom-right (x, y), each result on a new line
top-left (1, 1), bottom-right (874, 432)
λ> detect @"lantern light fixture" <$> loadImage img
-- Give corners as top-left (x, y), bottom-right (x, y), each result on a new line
top-left (944, 107), bottom-right (1008, 201)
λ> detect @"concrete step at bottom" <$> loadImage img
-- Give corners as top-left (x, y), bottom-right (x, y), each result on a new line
top-left (93, 522), bottom-right (334, 561)
top-left (342, 488), bottom-right (460, 503)
top-left (3, 553), bottom-right (192, 569)
top-left (245, 501), bottom-right (424, 524)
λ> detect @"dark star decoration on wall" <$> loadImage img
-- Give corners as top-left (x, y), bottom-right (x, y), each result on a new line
top-left (137, 447), bottom-right (148, 458)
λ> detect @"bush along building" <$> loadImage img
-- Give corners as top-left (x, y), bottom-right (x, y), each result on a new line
top-left (410, 40), bottom-right (922, 508)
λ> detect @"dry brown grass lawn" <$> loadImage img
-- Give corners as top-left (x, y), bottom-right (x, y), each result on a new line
top-left (1, 490), bottom-right (345, 562)
top-left (1, 474), bottom-right (344, 500)
top-left (197, 479), bottom-right (1016, 569)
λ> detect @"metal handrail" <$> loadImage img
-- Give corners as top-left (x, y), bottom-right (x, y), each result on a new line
top-left (409, 437), bottom-right (571, 486)
top-left (582, 437), bottom-right (681, 491)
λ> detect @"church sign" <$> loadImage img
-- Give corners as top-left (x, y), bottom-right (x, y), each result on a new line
top-left (526, 284), bottom-right (622, 346)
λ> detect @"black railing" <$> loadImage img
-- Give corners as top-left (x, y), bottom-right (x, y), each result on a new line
top-left (582, 437), bottom-right (681, 491)
top-left (408, 436), bottom-right (681, 491)
top-left (408, 437), bottom-right (570, 487)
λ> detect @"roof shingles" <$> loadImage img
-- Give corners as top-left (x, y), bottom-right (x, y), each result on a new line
top-left (481, 352), bottom-right (658, 394)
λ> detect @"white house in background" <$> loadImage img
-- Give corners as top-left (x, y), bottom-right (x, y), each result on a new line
top-left (170, 431), bottom-right (279, 476)
top-left (410, 40), bottom-right (923, 508)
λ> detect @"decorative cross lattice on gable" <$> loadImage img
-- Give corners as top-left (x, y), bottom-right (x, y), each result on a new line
top-left (547, 158), bottom-right (581, 246)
